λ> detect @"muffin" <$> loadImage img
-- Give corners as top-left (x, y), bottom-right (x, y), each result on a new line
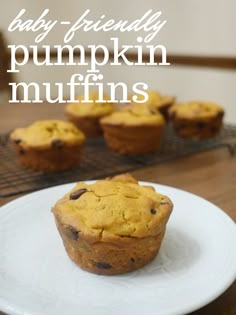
top-left (65, 91), bottom-right (114, 137)
top-left (10, 120), bottom-right (85, 172)
top-left (52, 174), bottom-right (173, 275)
top-left (100, 104), bottom-right (166, 154)
top-left (169, 101), bottom-right (224, 140)
top-left (130, 90), bottom-right (175, 120)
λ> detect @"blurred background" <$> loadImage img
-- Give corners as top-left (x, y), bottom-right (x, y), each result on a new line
top-left (0, 0), bottom-right (235, 123)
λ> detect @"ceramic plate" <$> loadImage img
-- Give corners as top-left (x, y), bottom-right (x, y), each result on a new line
top-left (0, 182), bottom-right (235, 315)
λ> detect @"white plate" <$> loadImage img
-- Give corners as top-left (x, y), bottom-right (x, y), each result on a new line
top-left (0, 182), bottom-right (235, 315)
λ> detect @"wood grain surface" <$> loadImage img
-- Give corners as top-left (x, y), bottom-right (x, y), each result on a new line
top-left (11, 49), bottom-right (236, 70)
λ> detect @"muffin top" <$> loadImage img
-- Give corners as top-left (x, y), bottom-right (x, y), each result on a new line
top-left (169, 101), bottom-right (224, 120)
top-left (130, 90), bottom-right (175, 108)
top-left (52, 174), bottom-right (173, 241)
top-left (65, 91), bottom-right (114, 117)
top-left (10, 120), bottom-right (85, 149)
top-left (100, 104), bottom-right (165, 126)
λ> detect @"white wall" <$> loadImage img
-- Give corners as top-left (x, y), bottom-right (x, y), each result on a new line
top-left (1, 0), bottom-right (236, 122)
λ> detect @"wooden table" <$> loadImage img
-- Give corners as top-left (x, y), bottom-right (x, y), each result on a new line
top-left (0, 104), bottom-right (235, 315)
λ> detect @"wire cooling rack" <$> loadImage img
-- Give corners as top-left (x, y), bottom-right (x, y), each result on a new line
top-left (0, 124), bottom-right (236, 198)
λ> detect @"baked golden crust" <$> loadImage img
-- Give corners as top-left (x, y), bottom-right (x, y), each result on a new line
top-left (66, 114), bottom-right (104, 137)
top-left (101, 123), bottom-right (164, 154)
top-left (52, 174), bottom-right (173, 275)
top-left (65, 91), bottom-right (114, 137)
top-left (129, 90), bottom-right (175, 120)
top-left (169, 101), bottom-right (224, 140)
top-left (10, 120), bottom-right (85, 149)
top-left (10, 120), bottom-right (85, 172)
top-left (169, 101), bottom-right (224, 120)
top-left (12, 144), bottom-right (84, 172)
top-left (100, 105), bottom-right (165, 154)
top-left (65, 91), bottom-right (114, 118)
top-left (100, 104), bottom-right (165, 126)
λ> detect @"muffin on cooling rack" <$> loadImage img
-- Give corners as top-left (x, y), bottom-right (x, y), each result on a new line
top-left (130, 90), bottom-right (175, 121)
top-left (100, 104), bottom-right (165, 154)
top-left (52, 173), bottom-right (173, 275)
top-left (65, 91), bottom-right (114, 137)
top-left (169, 101), bottom-right (224, 140)
top-left (10, 120), bottom-right (85, 172)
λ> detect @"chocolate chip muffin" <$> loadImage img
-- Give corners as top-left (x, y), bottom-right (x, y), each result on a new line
top-left (129, 90), bottom-right (175, 121)
top-left (169, 101), bottom-right (224, 140)
top-left (10, 120), bottom-right (85, 172)
top-left (100, 104), bottom-right (166, 154)
top-left (52, 174), bottom-right (173, 275)
top-left (65, 91), bottom-right (114, 137)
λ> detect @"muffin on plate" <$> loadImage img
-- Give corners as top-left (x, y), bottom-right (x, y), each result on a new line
top-left (130, 90), bottom-right (175, 120)
top-left (65, 91), bottom-right (114, 137)
top-left (100, 104), bottom-right (165, 154)
top-left (52, 174), bottom-right (173, 275)
top-left (10, 120), bottom-right (85, 172)
top-left (169, 101), bottom-right (224, 140)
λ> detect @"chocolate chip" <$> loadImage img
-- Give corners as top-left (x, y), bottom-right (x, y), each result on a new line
top-left (160, 202), bottom-right (169, 205)
top-left (19, 148), bottom-right (25, 155)
top-left (150, 209), bottom-right (157, 214)
top-left (65, 225), bottom-right (80, 240)
top-left (51, 139), bottom-right (64, 149)
top-left (69, 188), bottom-right (87, 200)
top-left (96, 262), bottom-right (112, 269)
top-left (197, 121), bottom-right (206, 129)
top-left (130, 258), bottom-right (135, 263)
top-left (14, 139), bottom-right (21, 144)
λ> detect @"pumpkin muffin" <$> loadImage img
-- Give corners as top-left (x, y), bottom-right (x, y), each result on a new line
top-left (100, 104), bottom-right (165, 154)
top-left (65, 91), bottom-right (114, 137)
top-left (10, 120), bottom-right (85, 172)
top-left (169, 101), bottom-right (224, 140)
top-left (52, 174), bottom-right (173, 275)
top-left (130, 90), bottom-right (175, 120)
